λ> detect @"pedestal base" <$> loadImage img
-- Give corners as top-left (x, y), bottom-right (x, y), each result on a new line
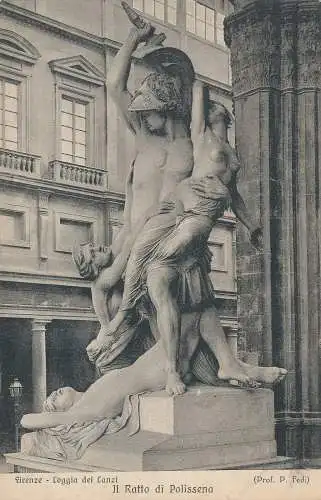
top-left (6, 385), bottom-right (288, 471)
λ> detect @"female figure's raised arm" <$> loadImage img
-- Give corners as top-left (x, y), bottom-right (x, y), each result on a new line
top-left (191, 80), bottom-right (205, 141)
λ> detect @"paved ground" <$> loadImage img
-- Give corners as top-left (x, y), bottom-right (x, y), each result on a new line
top-left (0, 432), bottom-right (15, 473)
top-left (0, 454), bottom-right (10, 473)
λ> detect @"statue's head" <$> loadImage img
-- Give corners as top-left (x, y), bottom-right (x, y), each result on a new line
top-left (129, 72), bottom-right (183, 131)
top-left (43, 387), bottom-right (82, 412)
top-left (72, 243), bottom-right (112, 280)
top-left (203, 86), bottom-right (232, 129)
top-left (205, 100), bottom-right (232, 129)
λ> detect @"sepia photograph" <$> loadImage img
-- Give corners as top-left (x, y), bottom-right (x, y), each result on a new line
top-left (0, 0), bottom-right (320, 498)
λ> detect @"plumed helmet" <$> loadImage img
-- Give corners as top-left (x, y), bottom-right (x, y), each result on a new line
top-left (129, 72), bottom-right (182, 113)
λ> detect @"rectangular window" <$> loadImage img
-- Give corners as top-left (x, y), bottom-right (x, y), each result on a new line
top-left (133, 0), bottom-right (177, 25)
top-left (0, 209), bottom-right (26, 243)
top-left (61, 97), bottom-right (87, 166)
top-left (185, 0), bottom-right (225, 46)
top-left (0, 80), bottom-right (19, 151)
top-left (59, 218), bottom-right (92, 252)
top-left (54, 212), bottom-right (97, 253)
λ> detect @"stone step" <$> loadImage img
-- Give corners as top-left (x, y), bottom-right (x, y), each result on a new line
top-left (139, 385), bottom-right (275, 435)
top-left (5, 451), bottom-right (295, 473)
top-left (6, 431), bottom-right (277, 471)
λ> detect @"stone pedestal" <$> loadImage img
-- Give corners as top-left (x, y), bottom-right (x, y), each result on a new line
top-left (6, 386), bottom-right (291, 472)
top-left (225, 0), bottom-right (321, 459)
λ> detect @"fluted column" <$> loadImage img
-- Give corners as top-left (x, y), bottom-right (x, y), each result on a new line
top-left (31, 319), bottom-right (51, 412)
top-left (225, 0), bottom-right (321, 459)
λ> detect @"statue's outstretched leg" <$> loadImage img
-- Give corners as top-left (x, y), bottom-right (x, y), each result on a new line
top-left (199, 306), bottom-right (259, 388)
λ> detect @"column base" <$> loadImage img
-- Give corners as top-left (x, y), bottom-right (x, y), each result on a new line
top-left (276, 416), bottom-right (321, 460)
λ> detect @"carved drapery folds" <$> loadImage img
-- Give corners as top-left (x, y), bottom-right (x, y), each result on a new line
top-left (296, 5), bottom-right (321, 88)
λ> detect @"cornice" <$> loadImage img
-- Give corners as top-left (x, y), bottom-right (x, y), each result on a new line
top-left (0, 2), bottom-right (151, 57)
top-left (0, 304), bottom-right (97, 321)
top-left (0, 0), bottom-right (104, 51)
top-left (0, 269), bottom-right (92, 288)
top-left (0, 27), bottom-right (41, 65)
top-left (0, 171), bottom-right (125, 205)
top-left (225, 0), bottom-right (321, 36)
top-left (49, 55), bottom-right (106, 86)
top-left (196, 73), bottom-right (233, 98)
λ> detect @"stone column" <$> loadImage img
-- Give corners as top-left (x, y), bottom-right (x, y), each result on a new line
top-left (225, 0), bottom-right (321, 459)
top-left (31, 319), bottom-right (51, 412)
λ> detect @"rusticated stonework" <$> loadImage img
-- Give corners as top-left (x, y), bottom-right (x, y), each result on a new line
top-left (225, 0), bottom-right (321, 459)
top-left (225, 1), bottom-right (321, 95)
top-left (279, 8), bottom-right (297, 89)
top-left (225, 2), bottom-right (280, 96)
top-left (296, 5), bottom-right (321, 87)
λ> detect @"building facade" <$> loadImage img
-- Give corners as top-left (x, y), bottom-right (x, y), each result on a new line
top-left (0, 0), bottom-right (236, 432)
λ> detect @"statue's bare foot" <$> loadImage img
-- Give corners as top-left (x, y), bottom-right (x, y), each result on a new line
top-left (166, 372), bottom-right (186, 396)
top-left (239, 362), bottom-right (287, 384)
top-left (182, 371), bottom-right (193, 385)
top-left (218, 364), bottom-right (260, 389)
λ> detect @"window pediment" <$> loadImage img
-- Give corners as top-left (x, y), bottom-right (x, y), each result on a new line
top-left (49, 55), bottom-right (105, 86)
top-left (0, 29), bottom-right (40, 65)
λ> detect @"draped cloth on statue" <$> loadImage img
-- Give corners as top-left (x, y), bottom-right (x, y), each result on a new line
top-left (24, 394), bottom-right (142, 461)
top-left (120, 202), bottom-right (227, 313)
top-left (95, 206), bottom-right (226, 380)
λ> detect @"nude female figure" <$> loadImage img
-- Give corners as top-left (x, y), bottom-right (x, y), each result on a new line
top-left (21, 342), bottom-right (167, 430)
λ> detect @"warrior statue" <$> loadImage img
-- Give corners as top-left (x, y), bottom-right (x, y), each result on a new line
top-left (21, 3), bottom-right (286, 460)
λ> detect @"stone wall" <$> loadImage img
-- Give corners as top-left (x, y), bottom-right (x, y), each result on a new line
top-left (226, 0), bottom-right (321, 458)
